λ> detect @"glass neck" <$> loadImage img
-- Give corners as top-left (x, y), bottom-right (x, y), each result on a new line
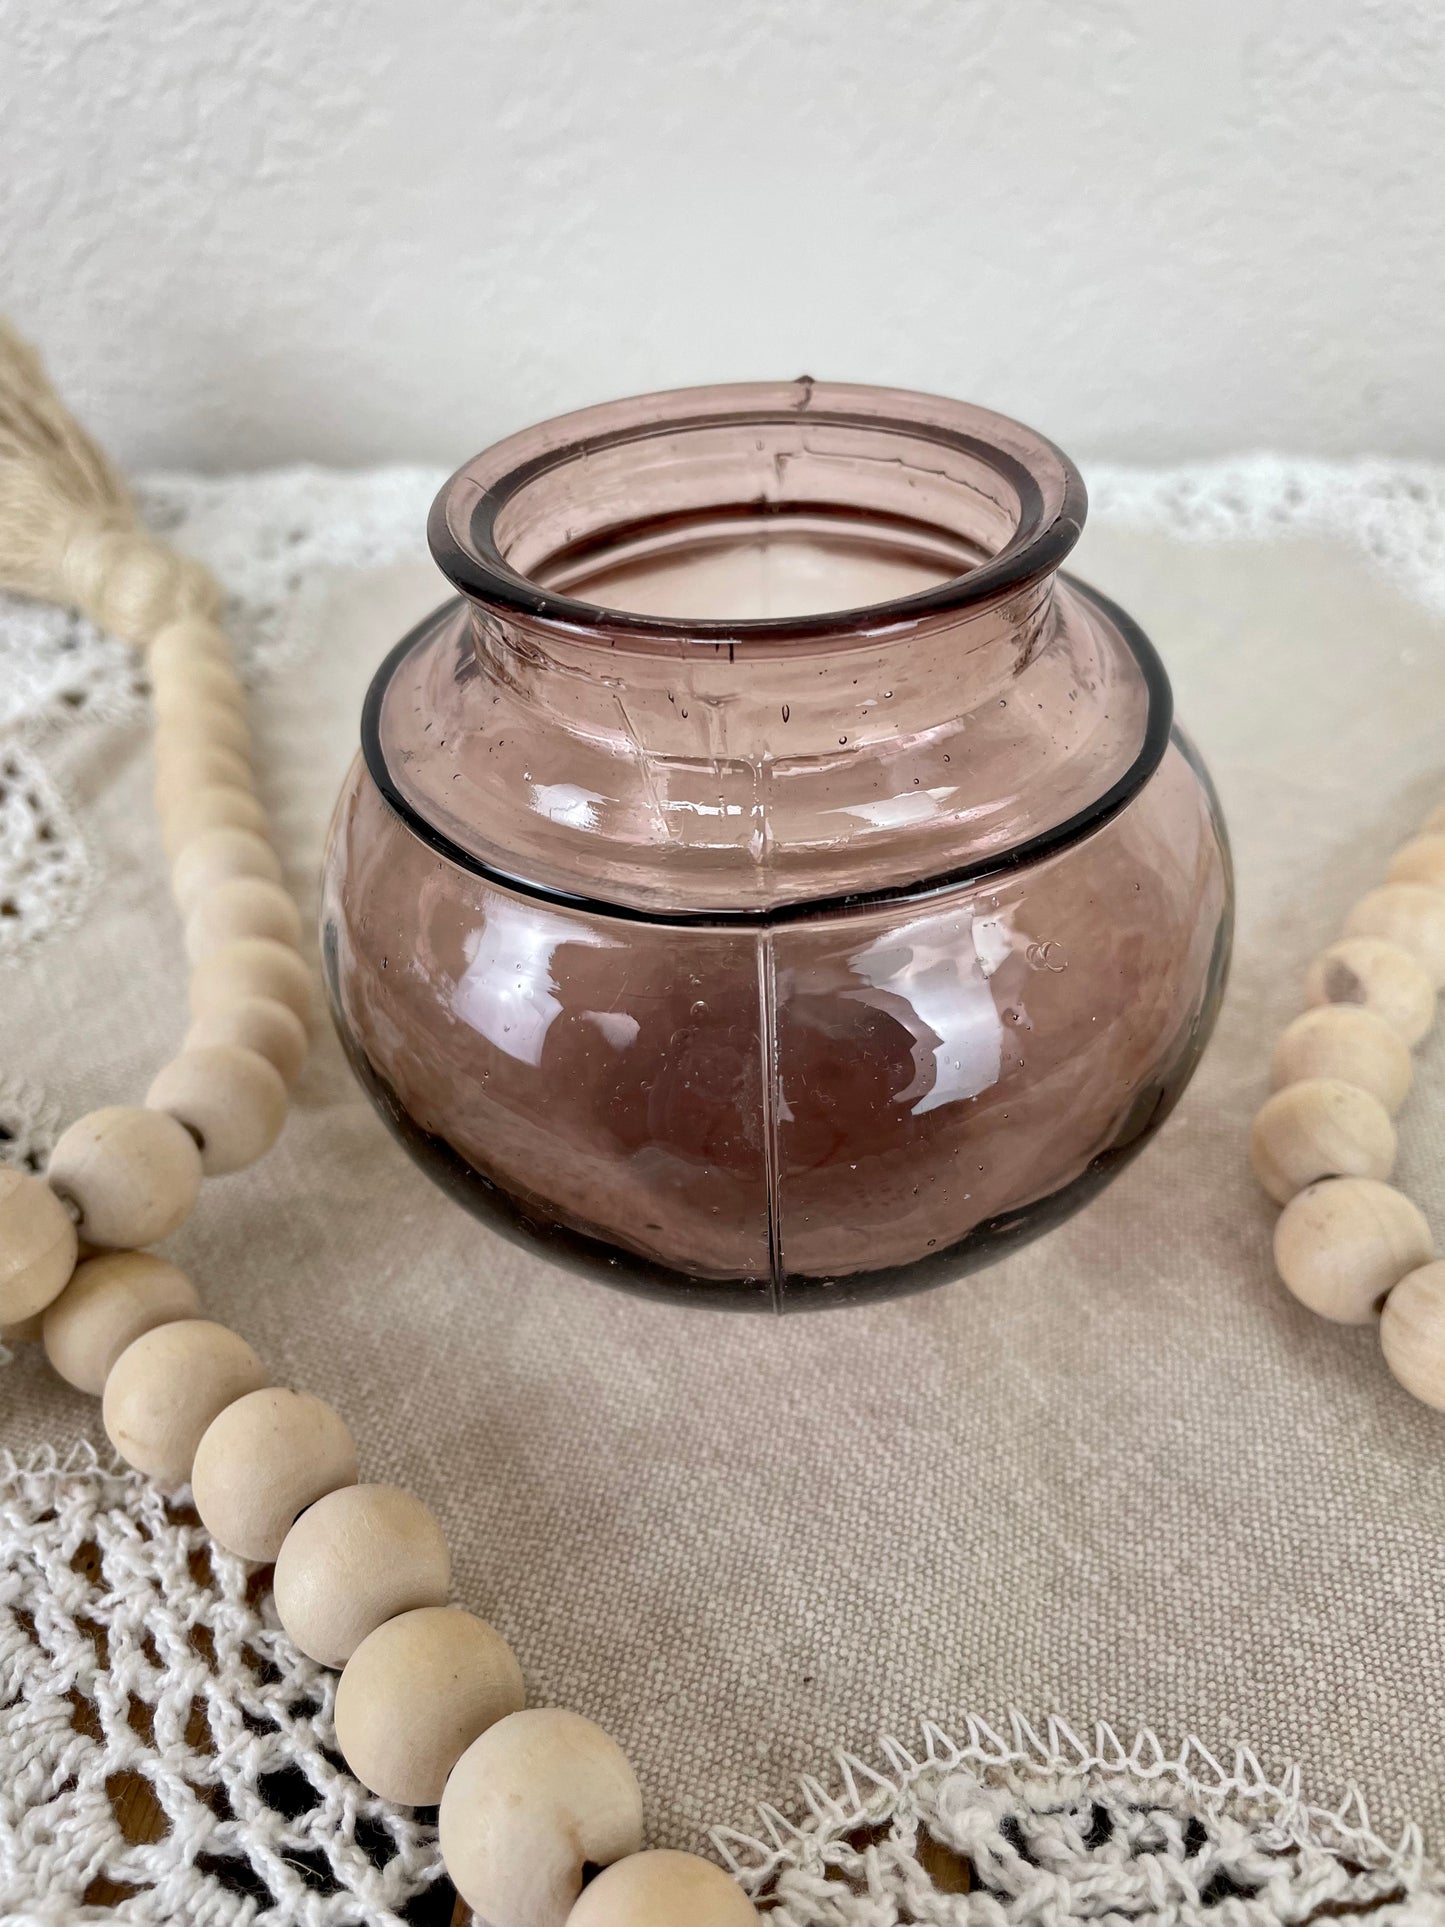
top-left (469, 574), bottom-right (1058, 763)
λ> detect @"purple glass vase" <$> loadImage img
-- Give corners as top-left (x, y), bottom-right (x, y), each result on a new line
top-left (321, 381), bottom-right (1231, 1309)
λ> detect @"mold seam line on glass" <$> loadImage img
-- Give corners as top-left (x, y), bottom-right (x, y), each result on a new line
top-left (756, 930), bottom-right (785, 1314)
top-left (358, 576), bottom-right (1175, 932)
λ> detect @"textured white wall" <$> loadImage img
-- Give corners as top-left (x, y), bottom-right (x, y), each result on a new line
top-left (3, 0), bottom-right (1442, 471)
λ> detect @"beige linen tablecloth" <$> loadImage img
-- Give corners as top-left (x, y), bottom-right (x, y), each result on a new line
top-left (2, 462), bottom-right (1443, 1921)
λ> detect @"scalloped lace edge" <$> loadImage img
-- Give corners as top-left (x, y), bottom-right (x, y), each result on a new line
top-left (710, 1710), bottom-right (1431, 1896)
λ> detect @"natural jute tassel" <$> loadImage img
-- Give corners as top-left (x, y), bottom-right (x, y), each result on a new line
top-left (0, 317), bottom-right (219, 646)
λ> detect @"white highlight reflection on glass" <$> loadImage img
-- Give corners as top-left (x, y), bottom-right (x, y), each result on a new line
top-left (834, 787), bottom-right (952, 830)
top-left (531, 781), bottom-right (602, 829)
top-left (584, 1010), bottom-right (640, 1050)
top-left (846, 911), bottom-right (1004, 1116)
top-left (453, 898), bottom-right (617, 1068)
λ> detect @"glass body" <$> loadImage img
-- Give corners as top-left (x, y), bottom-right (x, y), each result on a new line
top-left (321, 382), bottom-right (1232, 1310)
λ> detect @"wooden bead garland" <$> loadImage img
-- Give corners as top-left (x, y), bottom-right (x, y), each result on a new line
top-left (153, 655), bottom-right (245, 715)
top-left (1255, 797), bottom-right (1445, 1404)
top-left (171, 825), bottom-right (282, 917)
top-left (42, 1250), bottom-right (200, 1393)
top-left (1248, 1077), bottom-right (1396, 1205)
top-left (438, 1709), bottom-right (646, 1927)
top-left (334, 1606), bottom-right (527, 1806)
top-left (155, 735), bottom-right (253, 803)
top-left (1273, 1179), bottom-right (1433, 1324)
top-left (0, 1166), bottom-right (80, 1325)
top-left (102, 1319), bottom-right (268, 1485)
top-left (1387, 834), bottom-right (1445, 891)
top-left (161, 782), bottom-right (269, 857)
top-left (191, 1386), bottom-right (358, 1560)
top-left (48, 1105), bottom-right (203, 1248)
top-left (1268, 1005), bottom-right (1412, 1114)
top-left (148, 614), bottom-right (232, 677)
top-left (1379, 1262), bottom-right (1445, 1410)
top-left (568, 1850), bottom-right (762, 1926)
top-left (146, 1043), bottom-right (288, 1175)
top-left (1302, 936), bottom-right (1436, 1046)
top-left (273, 1482), bottom-right (451, 1665)
top-left (189, 935), bottom-right (312, 1024)
top-left (1342, 882), bottom-right (1445, 987)
top-left (184, 995), bottom-right (309, 1087)
top-left (0, 316), bottom-right (788, 1924)
top-left (184, 874), bottom-right (303, 962)
top-left (0, 1307), bottom-right (46, 1347)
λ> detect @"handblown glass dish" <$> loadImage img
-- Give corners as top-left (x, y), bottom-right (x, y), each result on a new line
top-left (320, 380), bottom-right (1232, 1310)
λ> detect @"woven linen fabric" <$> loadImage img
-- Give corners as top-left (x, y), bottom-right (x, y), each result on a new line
top-left (2, 462), bottom-right (1444, 1919)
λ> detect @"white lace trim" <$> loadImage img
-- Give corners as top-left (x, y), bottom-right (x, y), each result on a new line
top-left (716, 1716), bottom-right (1444, 1924)
top-left (3, 1434), bottom-right (1438, 1924)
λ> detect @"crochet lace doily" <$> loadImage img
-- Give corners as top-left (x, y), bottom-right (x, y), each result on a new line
top-left (0, 1449), bottom-right (448, 1926)
top-left (5, 456), bottom-right (1445, 1921)
top-left (2, 1450), bottom-right (1440, 1927)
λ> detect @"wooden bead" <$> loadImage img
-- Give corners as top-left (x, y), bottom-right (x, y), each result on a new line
top-left (1250, 1078), bottom-right (1395, 1205)
top-left (146, 616), bottom-right (232, 677)
top-left (184, 876), bottom-right (301, 963)
top-left (1387, 834), bottom-right (1445, 892)
top-left (172, 827), bottom-right (282, 918)
top-left (146, 1044), bottom-right (287, 1175)
top-left (334, 1607), bottom-right (526, 1805)
top-left (47, 1106), bottom-right (202, 1248)
top-left (1269, 1005), bottom-right (1412, 1114)
top-left (438, 1709), bottom-right (643, 1927)
top-left (274, 1484), bottom-right (450, 1666)
top-left (186, 996), bottom-right (307, 1087)
top-left (43, 1250), bottom-right (200, 1394)
top-left (1302, 938), bottom-right (1435, 1047)
top-left (567, 1852), bottom-right (759, 1927)
top-left (189, 937), bottom-right (311, 1024)
top-left (0, 1166), bottom-right (79, 1324)
top-left (155, 739), bottom-right (253, 806)
top-left (191, 1387), bottom-right (358, 1561)
top-left (1343, 883), bottom-right (1445, 989)
top-left (1423, 801), bottom-right (1445, 835)
top-left (103, 1319), bottom-right (267, 1485)
top-left (157, 701), bottom-right (248, 759)
top-left (162, 784), bottom-right (268, 859)
top-left (1380, 1262), bottom-right (1445, 1409)
top-left (1273, 1178), bottom-right (1434, 1323)
top-left (159, 697), bottom-right (251, 760)
top-left (154, 658), bottom-right (245, 715)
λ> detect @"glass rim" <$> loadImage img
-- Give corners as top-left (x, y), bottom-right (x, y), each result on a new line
top-left (427, 378), bottom-right (1088, 652)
